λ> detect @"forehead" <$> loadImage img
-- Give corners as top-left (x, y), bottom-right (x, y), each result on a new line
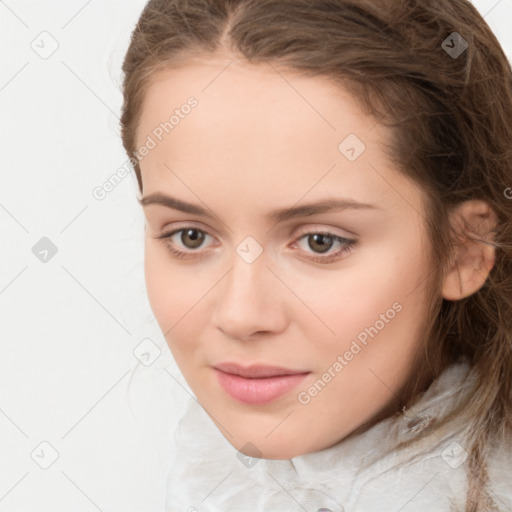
top-left (136, 56), bottom-right (378, 153)
top-left (135, 58), bottom-right (423, 219)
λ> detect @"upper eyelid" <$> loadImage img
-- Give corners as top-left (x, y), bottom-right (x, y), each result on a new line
top-left (293, 225), bottom-right (356, 240)
top-left (163, 224), bottom-right (353, 236)
top-left (148, 209), bottom-right (360, 240)
top-left (160, 220), bottom-right (356, 238)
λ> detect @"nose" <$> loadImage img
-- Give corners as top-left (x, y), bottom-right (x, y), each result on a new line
top-left (211, 247), bottom-right (288, 341)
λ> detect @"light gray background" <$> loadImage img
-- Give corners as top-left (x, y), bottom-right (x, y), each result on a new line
top-left (1, 1), bottom-right (511, 511)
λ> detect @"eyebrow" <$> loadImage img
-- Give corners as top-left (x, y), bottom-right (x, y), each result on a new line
top-left (138, 193), bottom-right (379, 223)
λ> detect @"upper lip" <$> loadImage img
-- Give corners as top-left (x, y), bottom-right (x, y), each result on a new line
top-left (214, 362), bottom-right (310, 378)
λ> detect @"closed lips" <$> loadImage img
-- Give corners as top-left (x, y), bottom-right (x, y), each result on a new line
top-left (214, 362), bottom-right (310, 379)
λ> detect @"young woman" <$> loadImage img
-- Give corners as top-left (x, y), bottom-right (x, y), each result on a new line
top-left (120, 0), bottom-right (512, 510)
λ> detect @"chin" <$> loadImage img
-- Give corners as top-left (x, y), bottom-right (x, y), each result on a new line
top-left (232, 435), bottom-right (315, 461)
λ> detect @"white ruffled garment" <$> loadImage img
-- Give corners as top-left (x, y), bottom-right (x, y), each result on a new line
top-left (165, 359), bottom-right (512, 511)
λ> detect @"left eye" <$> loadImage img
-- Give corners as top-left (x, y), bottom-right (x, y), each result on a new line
top-left (293, 232), bottom-right (356, 262)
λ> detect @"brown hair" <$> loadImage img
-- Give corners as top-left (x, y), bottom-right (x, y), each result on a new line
top-left (120, 1), bottom-right (512, 509)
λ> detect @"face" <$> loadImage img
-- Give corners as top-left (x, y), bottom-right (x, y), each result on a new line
top-left (136, 55), bottom-right (433, 459)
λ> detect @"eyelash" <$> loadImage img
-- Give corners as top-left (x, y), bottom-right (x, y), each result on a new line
top-left (154, 226), bottom-right (356, 264)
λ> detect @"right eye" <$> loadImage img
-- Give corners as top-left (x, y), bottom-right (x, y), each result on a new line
top-left (154, 227), bottom-right (216, 259)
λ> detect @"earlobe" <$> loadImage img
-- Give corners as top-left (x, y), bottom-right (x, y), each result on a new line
top-left (441, 200), bottom-right (498, 301)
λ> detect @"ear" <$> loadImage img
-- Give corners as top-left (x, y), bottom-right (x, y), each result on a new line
top-left (442, 200), bottom-right (498, 301)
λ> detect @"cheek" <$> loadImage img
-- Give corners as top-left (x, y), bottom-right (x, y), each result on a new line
top-left (143, 241), bottom-right (209, 360)
top-left (144, 241), bottom-right (168, 325)
top-left (143, 242), bottom-right (190, 334)
top-left (295, 242), bottom-right (429, 355)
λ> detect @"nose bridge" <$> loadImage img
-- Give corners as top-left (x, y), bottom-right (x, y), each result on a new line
top-left (212, 238), bottom-right (284, 338)
top-left (223, 243), bottom-right (270, 311)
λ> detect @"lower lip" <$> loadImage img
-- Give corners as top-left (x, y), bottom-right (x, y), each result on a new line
top-left (214, 369), bottom-right (310, 405)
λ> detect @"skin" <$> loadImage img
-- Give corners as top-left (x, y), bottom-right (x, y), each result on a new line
top-left (135, 55), bottom-right (496, 460)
